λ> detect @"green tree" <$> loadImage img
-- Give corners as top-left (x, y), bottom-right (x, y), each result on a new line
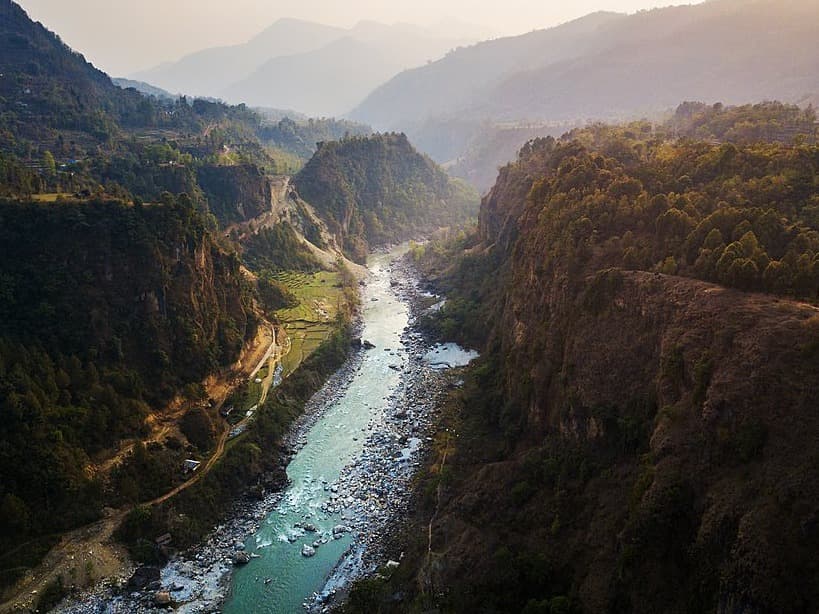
top-left (43, 150), bottom-right (56, 178)
top-left (658, 256), bottom-right (678, 275)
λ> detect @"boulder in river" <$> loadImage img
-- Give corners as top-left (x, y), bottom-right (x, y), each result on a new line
top-left (302, 544), bottom-right (316, 557)
top-left (127, 566), bottom-right (161, 590)
top-left (233, 551), bottom-right (252, 565)
top-left (363, 340), bottom-right (376, 350)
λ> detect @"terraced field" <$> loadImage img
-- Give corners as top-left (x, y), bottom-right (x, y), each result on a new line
top-left (274, 271), bottom-right (347, 377)
top-left (29, 193), bottom-right (73, 202)
top-left (221, 269), bottom-right (348, 423)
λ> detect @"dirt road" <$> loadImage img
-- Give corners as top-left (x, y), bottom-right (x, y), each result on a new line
top-left (0, 324), bottom-right (288, 613)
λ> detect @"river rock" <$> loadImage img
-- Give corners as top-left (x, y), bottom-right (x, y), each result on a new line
top-left (154, 591), bottom-right (173, 607)
top-left (302, 544), bottom-right (316, 557)
top-left (232, 551), bottom-right (251, 565)
top-left (127, 566), bottom-right (161, 590)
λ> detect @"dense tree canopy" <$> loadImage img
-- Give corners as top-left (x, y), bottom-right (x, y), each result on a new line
top-left (294, 133), bottom-right (479, 262)
top-left (504, 121), bottom-right (819, 299)
top-left (0, 196), bottom-right (255, 574)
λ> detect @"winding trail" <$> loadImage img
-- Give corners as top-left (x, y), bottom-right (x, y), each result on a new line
top-left (426, 434), bottom-right (451, 558)
top-left (0, 324), bottom-right (290, 613)
top-left (150, 325), bottom-right (291, 507)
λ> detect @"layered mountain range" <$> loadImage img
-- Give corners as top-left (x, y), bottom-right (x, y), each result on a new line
top-left (351, 0), bottom-right (819, 171)
top-left (131, 19), bottom-right (483, 117)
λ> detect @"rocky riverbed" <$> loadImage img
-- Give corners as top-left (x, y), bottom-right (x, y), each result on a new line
top-left (54, 249), bottom-right (475, 614)
top-left (305, 266), bottom-right (460, 611)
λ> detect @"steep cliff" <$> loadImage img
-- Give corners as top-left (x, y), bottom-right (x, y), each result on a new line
top-left (360, 124), bottom-right (819, 613)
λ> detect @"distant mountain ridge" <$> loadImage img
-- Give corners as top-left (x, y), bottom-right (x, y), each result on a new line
top-left (113, 78), bottom-right (175, 100)
top-left (351, 0), bottom-right (819, 162)
top-left (132, 19), bottom-right (346, 98)
top-left (132, 18), bottom-right (479, 117)
top-left (351, 11), bottom-right (625, 130)
top-left (226, 37), bottom-right (402, 117)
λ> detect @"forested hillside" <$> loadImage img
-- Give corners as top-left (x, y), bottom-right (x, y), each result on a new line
top-left (351, 103), bottom-right (819, 613)
top-left (0, 0), bottom-right (371, 223)
top-left (668, 100), bottom-right (818, 143)
top-left (112, 78), bottom-right (175, 101)
top-left (0, 0), bottom-right (277, 220)
top-left (0, 0), bottom-right (156, 138)
top-left (293, 133), bottom-right (479, 261)
top-left (0, 197), bottom-right (254, 580)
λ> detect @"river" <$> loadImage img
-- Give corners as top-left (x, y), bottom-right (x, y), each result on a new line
top-left (222, 247), bottom-right (415, 612)
top-left (55, 246), bottom-right (477, 614)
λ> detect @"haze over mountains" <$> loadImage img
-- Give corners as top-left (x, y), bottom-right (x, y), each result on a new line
top-left (351, 0), bottom-right (819, 163)
top-left (126, 0), bottom-right (819, 179)
top-left (132, 19), bottom-right (482, 117)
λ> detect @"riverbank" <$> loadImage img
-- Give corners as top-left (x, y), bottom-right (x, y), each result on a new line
top-left (52, 339), bottom-right (366, 614)
top-left (54, 247), bottom-right (475, 613)
top-left (305, 257), bottom-right (465, 611)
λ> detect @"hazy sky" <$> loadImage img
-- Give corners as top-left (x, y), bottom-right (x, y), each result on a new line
top-left (16, 0), bottom-right (702, 76)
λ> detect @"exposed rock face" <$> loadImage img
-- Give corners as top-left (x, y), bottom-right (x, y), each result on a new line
top-left (398, 140), bottom-right (819, 613)
top-left (197, 164), bottom-right (273, 225)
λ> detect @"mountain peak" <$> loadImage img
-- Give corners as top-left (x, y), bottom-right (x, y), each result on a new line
top-left (250, 16), bottom-right (344, 41)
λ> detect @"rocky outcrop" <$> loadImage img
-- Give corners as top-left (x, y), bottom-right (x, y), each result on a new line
top-left (127, 566), bottom-right (161, 591)
top-left (395, 137), bottom-right (819, 613)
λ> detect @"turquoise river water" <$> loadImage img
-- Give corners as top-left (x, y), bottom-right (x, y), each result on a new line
top-left (222, 249), bottom-right (410, 613)
top-left (55, 246), bottom-right (477, 614)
